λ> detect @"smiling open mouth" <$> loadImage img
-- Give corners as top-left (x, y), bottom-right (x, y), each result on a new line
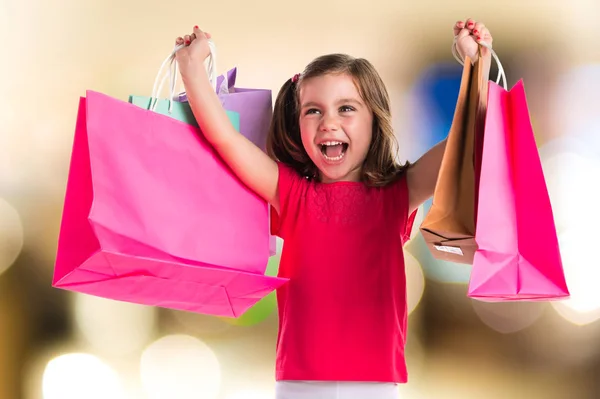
top-left (319, 141), bottom-right (349, 162)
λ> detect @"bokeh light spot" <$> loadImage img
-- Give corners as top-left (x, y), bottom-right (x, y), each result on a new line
top-left (539, 137), bottom-right (600, 235)
top-left (74, 294), bottom-right (156, 356)
top-left (0, 197), bottom-right (24, 276)
top-left (405, 251), bottom-right (425, 315)
top-left (472, 300), bottom-right (546, 334)
top-left (550, 229), bottom-right (600, 325)
top-left (42, 353), bottom-right (123, 399)
top-left (140, 334), bottom-right (221, 399)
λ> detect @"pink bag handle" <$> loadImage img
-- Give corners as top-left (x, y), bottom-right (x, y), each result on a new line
top-left (451, 38), bottom-right (507, 90)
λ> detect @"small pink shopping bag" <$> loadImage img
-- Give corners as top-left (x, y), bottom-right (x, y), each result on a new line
top-left (468, 80), bottom-right (570, 301)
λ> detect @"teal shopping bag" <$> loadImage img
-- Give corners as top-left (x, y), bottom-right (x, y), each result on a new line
top-left (128, 95), bottom-right (240, 131)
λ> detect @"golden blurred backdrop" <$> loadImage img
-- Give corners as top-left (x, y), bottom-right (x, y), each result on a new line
top-left (1, 0), bottom-right (600, 398)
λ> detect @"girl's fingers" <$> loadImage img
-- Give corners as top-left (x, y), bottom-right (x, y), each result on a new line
top-left (482, 28), bottom-right (493, 44)
top-left (176, 27), bottom-right (212, 47)
top-left (456, 27), bottom-right (471, 41)
top-left (193, 26), bottom-right (212, 40)
top-left (472, 22), bottom-right (485, 37)
top-left (465, 18), bottom-right (476, 30)
top-left (453, 20), bottom-right (464, 36)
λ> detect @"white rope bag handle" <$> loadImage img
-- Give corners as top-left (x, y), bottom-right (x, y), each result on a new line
top-left (148, 40), bottom-right (218, 113)
top-left (452, 38), bottom-right (507, 90)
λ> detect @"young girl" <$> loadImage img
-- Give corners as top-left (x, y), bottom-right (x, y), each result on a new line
top-left (175, 18), bottom-right (493, 399)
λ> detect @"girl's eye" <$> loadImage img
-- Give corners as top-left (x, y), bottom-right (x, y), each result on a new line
top-left (305, 108), bottom-right (320, 115)
top-left (339, 105), bottom-right (355, 112)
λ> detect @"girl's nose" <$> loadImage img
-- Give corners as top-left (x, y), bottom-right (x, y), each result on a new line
top-left (319, 114), bottom-right (339, 132)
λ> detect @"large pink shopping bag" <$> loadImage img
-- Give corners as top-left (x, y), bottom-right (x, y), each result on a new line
top-left (53, 91), bottom-right (288, 316)
top-left (467, 80), bottom-right (570, 301)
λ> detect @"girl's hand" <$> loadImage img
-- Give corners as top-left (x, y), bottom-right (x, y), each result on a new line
top-left (453, 18), bottom-right (493, 63)
top-left (175, 26), bottom-right (213, 77)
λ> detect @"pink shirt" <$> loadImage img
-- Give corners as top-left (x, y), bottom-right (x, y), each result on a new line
top-left (271, 163), bottom-right (416, 383)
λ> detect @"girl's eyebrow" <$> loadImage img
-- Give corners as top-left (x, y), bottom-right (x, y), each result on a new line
top-left (300, 101), bottom-right (321, 109)
top-left (300, 98), bottom-right (363, 109)
top-left (336, 98), bottom-right (363, 106)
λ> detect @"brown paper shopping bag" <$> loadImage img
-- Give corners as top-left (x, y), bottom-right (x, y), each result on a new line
top-left (419, 54), bottom-right (487, 264)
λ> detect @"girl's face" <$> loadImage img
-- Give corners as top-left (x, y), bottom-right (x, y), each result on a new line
top-left (298, 73), bottom-right (373, 183)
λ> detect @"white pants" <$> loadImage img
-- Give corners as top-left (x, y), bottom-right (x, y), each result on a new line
top-left (275, 381), bottom-right (399, 399)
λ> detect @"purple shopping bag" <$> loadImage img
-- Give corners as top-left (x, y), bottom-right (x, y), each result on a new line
top-left (467, 80), bottom-right (570, 301)
top-left (180, 67), bottom-right (277, 254)
top-left (53, 92), bottom-right (288, 317)
top-left (178, 68), bottom-right (271, 150)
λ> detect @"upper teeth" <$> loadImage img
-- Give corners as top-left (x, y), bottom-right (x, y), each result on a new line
top-left (321, 141), bottom-right (343, 146)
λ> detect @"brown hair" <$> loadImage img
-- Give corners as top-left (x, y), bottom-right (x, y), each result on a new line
top-left (266, 53), bottom-right (409, 187)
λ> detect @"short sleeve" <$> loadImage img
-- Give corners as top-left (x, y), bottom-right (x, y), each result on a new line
top-left (270, 162), bottom-right (306, 239)
top-left (397, 174), bottom-right (417, 245)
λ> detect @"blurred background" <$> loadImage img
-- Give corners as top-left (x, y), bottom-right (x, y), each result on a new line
top-left (1, 0), bottom-right (600, 397)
